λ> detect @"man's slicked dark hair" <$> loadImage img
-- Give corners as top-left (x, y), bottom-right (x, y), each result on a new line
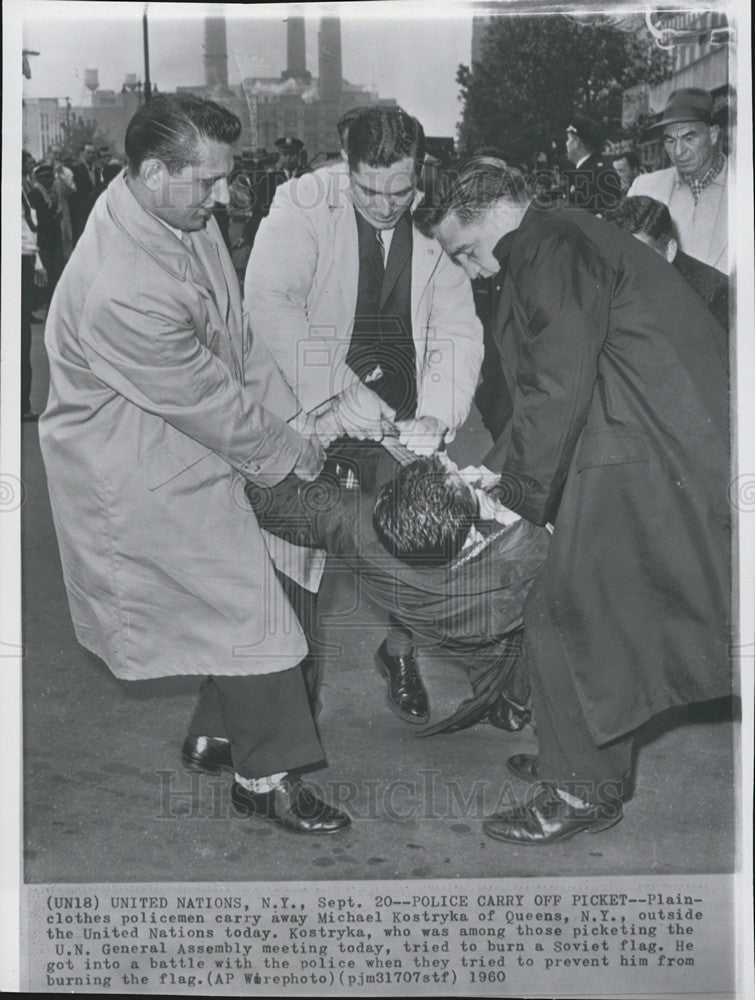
top-left (605, 195), bottom-right (673, 253)
top-left (428, 156), bottom-right (530, 229)
top-left (337, 105), bottom-right (373, 145)
top-left (125, 93), bottom-right (241, 176)
top-left (372, 456), bottom-right (477, 565)
top-left (347, 106), bottom-right (425, 173)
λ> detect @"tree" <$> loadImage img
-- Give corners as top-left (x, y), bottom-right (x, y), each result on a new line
top-left (457, 15), bottom-right (670, 166)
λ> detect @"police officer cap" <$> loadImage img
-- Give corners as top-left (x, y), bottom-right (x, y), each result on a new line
top-left (275, 137), bottom-right (304, 152)
top-left (567, 114), bottom-right (605, 151)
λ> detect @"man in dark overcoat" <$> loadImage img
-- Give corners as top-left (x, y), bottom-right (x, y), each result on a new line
top-left (605, 194), bottom-right (729, 334)
top-left (70, 142), bottom-right (104, 245)
top-left (563, 114), bottom-right (622, 215)
top-left (432, 157), bottom-right (731, 845)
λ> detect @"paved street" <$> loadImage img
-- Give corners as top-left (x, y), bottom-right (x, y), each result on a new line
top-left (21, 313), bottom-right (737, 883)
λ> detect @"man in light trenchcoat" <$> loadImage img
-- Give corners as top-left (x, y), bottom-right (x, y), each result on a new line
top-left (245, 106), bottom-right (483, 726)
top-left (39, 93), bottom-right (350, 835)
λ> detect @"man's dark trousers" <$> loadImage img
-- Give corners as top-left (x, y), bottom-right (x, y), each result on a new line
top-left (187, 666), bottom-right (325, 780)
top-left (187, 565), bottom-right (325, 780)
top-left (524, 582), bottom-right (632, 803)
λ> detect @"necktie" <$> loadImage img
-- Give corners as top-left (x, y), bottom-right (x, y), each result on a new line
top-left (375, 229), bottom-right (386, 266)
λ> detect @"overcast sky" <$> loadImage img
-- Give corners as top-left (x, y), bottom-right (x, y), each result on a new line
top-left (19, 2), bottom-right (475, 137)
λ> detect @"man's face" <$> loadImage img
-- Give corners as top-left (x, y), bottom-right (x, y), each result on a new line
top-left (154, 137), bottom-right (233, 232)
top-left (663, 120), bottom-right (718, 179)
top-left (278, 149), bottom-right (299, 173)
top-left (350, 157), bottom-right (417, 230)
top-left (565, 128), bottom-right (580, 164)
top-left (23, 153), bottom-right (35, 177)
top-left (434, 205), bottom-right (510, 281)
top-left (50, 146), bottom-right (63, 164)
top-left (83, 144), bottom-right (97, 165)
top-left (613, 157), bottom-right (637, 193)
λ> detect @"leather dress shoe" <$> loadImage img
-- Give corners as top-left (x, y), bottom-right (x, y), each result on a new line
top-left (181, 735), bottom-right (233, 774)
top-left (506, 753), bottom-right (540, 783)
top-left (488, 695), bottom-right (531, 732)
top-left (375, 641), bottom-right (430, 724)
top-left (231, 776), bottom-right (351, 834)
top-left (482, 782), bottom-right (623, 845)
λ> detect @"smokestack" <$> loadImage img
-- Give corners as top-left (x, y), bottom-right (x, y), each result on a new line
top-left (204, 16), bottom-right (229, 94)
top-left (318, 17), bottom-right (342, 104)
top-left (284, 16), bottom-right (309, 81)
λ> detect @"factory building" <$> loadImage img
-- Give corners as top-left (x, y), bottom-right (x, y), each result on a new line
top-left (24, 15), bottom-right (396, 164)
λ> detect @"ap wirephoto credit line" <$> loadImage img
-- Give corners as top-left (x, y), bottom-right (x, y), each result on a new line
top-left (2, 0), bottom-right (753, 997)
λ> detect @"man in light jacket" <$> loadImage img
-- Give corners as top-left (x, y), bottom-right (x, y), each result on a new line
top-left (628, 88), bottom-right (727, 273)
top-left (40, 93), bottom-right (349, 835)
top-left (244, 105), bottom-right (483, 727)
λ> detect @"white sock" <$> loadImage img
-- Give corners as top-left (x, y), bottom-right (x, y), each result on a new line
top-left (554, 787), bottom-right (590, 809)
top-left (235, 772), bottom-right (287, 794)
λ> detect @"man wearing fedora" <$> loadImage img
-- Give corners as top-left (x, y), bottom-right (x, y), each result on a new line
top-left (629, 88), bottom-right (727, 274)
top-left (563, 115), bottom-right (622, 215)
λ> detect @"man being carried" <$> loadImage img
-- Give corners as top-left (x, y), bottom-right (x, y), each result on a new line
top-left (246, 452), bottom-right (551, 734)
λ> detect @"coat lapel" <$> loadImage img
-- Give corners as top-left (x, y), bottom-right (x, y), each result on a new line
top-left (188, 222), bottom-right (244, 379)
top-left (107, 177), bottom-right (243, 378)
top-left (327, 168), bottom-right (359, 331)
top-left (410, 228), bottom-right (440, 328)
top-left (189, 226), bottom-right (231, 326)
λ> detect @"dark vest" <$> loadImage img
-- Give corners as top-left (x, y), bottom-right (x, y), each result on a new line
top-left (346, 208), bottom-right (417, 420)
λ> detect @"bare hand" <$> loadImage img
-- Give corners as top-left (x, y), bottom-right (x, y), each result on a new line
top-left (313, 406), bottom-right (342, 449)
top-left (293, 435), bottom-right (325, 482)
top-left (395, 416), bottom-right (446, 455)
top-left (34, 265), bottom-right (48, 288)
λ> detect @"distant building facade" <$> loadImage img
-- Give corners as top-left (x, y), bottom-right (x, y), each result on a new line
top-left (621, 9), bottom-right (730, 170)
top-left (22, 15), bottom-right (397, 165)
top-left (180, 15), bottom-right (397, 162)
top-left (22, 97), bottom-right (67, 158)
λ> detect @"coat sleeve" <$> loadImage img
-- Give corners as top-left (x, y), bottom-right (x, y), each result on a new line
top-left (501, 227), bottom-right (612, 525)
top-left (247, 471), bottom-right (361, 555)
top-left (417, 249), bottom-right (483, 436)
top-left (243, 177), bottom-right (339, 412)
top-left (79, 267), bottom-right (306, 486)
